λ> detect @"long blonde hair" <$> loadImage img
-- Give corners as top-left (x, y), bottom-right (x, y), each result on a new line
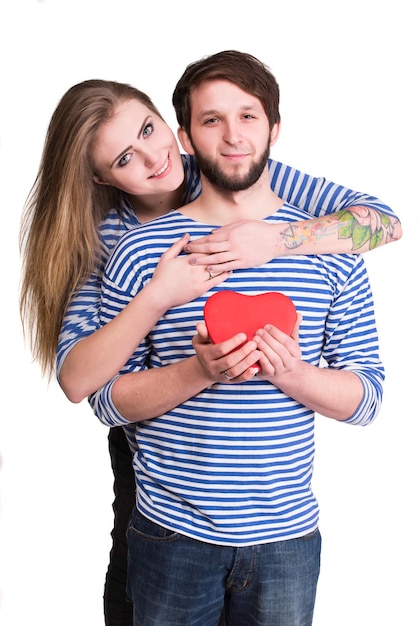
top-left (19, 80), bottom-right (162, 377)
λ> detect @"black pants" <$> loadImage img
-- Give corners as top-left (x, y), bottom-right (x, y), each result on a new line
top-left (104, 427), bottom-right (136, 626)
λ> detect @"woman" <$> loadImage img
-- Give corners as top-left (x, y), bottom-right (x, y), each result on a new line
top-left (19, 79), bottom-right (401, 625)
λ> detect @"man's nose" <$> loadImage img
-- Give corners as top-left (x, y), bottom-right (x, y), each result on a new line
top-left (222, 120), bottom-right (242, 145)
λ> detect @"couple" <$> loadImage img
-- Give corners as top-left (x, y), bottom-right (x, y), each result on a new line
top-left (20, 50), bottom-right (400, 625)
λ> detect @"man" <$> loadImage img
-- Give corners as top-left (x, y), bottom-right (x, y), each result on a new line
top-left (91, 51), bottom-right (384, 625)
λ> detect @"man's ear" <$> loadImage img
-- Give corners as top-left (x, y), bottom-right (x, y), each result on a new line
top-left (177, 127), bottom-right (195, 155)
top-left (269, 121), bottom-right (281, 147)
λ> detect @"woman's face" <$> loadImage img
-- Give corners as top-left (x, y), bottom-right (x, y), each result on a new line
top-left (92, 98), bottom-right (185, 197)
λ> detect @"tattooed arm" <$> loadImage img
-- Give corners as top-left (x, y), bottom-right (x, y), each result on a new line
top-left (184, 164), bottom-right (402, 269)
top-left (278, 205), bottom-right (400, 252)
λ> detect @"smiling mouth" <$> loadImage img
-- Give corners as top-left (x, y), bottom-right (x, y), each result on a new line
top-left (149, 157), bottom-right (169, 178)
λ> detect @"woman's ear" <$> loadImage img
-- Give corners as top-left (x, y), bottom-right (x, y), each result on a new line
top-left (269, 121), bottom-right (281, 148)
top-left (177, 127), bottom-right (195, 155)
top-left (92, 174), bottom-right (110, 186)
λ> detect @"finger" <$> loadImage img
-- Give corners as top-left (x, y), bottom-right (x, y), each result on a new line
top-left (188, 249), bottom-right (235, 266)
top-left (290, 313), bottom-right (303, 341)
top-left (261, 324), bottom-right (301, 359)
top-left (185, 227), bottom-right (225, 246)
top-left (253, 330), bottom-right (289, 367)
top-left (260, 325), bottom-right (296, 351)
top-left (220, 339), bottom-right (260, 367)
top-left (208, 270), bottom-right (231, 286)
top-left (195, 321), bottom-right (209, 339)
top-left (255, 353), bottom-right (276, 377)
top-left (206, 260), bottom-right (240, 273)
top-left (161, 233), bottom-right (190, 260)
top-left (225, 365), bottom-right (259, 384)
top-left (221, 349), bottom-right (261, 381)
top-left (254, 334), bottom-right (282, 363)
top-left (205, 335), bottom-right (254, 368)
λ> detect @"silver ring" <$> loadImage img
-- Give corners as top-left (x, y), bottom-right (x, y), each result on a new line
top-left (207, 269), bottom-right (214, 279)
top-left (223, 370), bottom-right (234, 380)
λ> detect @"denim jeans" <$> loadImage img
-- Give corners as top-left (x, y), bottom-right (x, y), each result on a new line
top-left (127, 508), bottom-right (321, 626)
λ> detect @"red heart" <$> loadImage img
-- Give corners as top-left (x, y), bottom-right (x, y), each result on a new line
top-left (204, 291), bottom-right (297, 346)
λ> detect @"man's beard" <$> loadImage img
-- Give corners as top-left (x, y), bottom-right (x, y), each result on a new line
top-left (191, 142), bottom-right (270, 192)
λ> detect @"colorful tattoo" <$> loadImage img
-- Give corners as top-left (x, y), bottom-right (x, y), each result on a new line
top-left (282, 207), bottom-right (399, 251)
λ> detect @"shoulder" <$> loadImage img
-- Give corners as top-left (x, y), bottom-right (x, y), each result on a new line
top-left (112, 211), bottom-right (187, 250)
top-left (98, 200), bottom-right (140, 250)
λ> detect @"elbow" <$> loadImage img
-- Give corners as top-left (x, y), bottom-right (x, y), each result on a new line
top-left (59, 375), bottom-right (89, 404)
top-left (62, 387), bottom-right (87, 404)
top-left (387, 212), bottom-right (402, 243)
top-left (395, 219), bottom-right (403, 242)
top-left (59, 359), bottom-right (92, 403)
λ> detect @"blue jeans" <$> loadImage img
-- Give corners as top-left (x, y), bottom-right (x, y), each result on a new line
top-left (126, 509), bottom-right (321, 626)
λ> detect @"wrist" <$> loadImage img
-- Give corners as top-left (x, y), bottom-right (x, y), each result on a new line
top-left (273, 222), bottom-right (297, 257)
top-left (188, 355), bottom-right (215, 389)
top-left (140, 281), bottom-right (172, 317)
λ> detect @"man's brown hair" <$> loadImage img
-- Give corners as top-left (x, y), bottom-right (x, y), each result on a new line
top-left (172, 50), bottom-right (281, 135)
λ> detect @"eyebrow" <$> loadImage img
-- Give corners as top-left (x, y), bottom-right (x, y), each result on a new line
top-left (110, 115), bottom-right (152, 167)
top-left (196, 104), bottom-right (260, 121)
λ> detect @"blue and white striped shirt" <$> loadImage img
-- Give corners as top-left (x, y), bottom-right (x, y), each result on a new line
top-left (56, 155), bottom-right (395, 377)
top-left (91, 202), bottom-right (384, 547)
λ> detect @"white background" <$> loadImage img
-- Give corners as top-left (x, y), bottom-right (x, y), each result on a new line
top-left (0, 1), bottom-right (416, 624)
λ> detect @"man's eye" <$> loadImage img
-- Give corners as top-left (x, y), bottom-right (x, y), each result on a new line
top-left (204, 117), bottom-right (218, 125)
top-left (118, 153), bottom-right (131, 167)
top-left (143, 123), bottom-right (154, 137)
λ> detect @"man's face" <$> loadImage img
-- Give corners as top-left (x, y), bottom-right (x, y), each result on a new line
top-left (180, 79), bottom-right (277, 192)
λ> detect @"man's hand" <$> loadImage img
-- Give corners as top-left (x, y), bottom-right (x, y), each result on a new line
top-left (193, 322), bottom-right (261, 384)
top-left (252, 315), bottom-right (302, 383)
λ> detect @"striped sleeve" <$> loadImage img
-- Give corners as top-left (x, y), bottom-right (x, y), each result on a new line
top-left (321, 255), bottom-right (384, 425)
top-left (267, 159), bottom-right (396, 218)
top-left (89, 375), bottom-right (133, 427)
top-left (55, 204), bottom-right (139, 378)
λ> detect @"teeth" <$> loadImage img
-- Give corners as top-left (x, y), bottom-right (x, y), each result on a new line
top-left (152, 158), bottom-right (169, 177)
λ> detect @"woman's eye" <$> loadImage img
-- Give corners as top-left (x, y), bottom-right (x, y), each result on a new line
top-left (118, 153), bottom-right (131, 167)
top-left (143, 123), bottom-right (154, 137)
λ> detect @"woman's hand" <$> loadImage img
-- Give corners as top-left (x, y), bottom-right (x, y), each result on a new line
top-left (151, 234), bottom-right (230, 309)
top-left (184, 220), bottom-right (280, 272)
top-left (192, 322), bottom-right (261, 384)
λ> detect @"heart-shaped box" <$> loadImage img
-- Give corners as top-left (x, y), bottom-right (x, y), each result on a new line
top-left (204, 291), bottom-right (297, 347)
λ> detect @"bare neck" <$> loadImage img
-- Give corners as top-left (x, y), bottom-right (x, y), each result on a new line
top-left (128, 179), bottom-right (186, 224)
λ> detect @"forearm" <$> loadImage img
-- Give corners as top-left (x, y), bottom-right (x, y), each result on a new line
top-left (111, 356), bottom-right (213, 422)
top-left (185, 206), bottom-right (402, 272)
top-left (60, 282), bottom-right (168, 403)
top-left (275, 360), bottom-right (364, 421)
top-left (275, 206), bottom-right (402, 256)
